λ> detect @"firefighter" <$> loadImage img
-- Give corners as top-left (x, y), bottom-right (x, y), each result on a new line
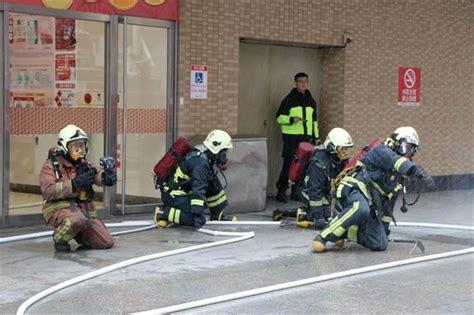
top-left (273, 127), bottom-right (354, 229)
top-left (40, 125), bottom-right (117, 252)
top-left (312, 126), bottom-right (435, 253)
top-left (275, 72), bottom-right (319, 203)
top-left (154, 130), bottom-right (237, 229)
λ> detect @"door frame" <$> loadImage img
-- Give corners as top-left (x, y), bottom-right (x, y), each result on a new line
top-left (1, 2), bottom-right (7, 225)
top-left (116, 15), bottom-right (176, 215)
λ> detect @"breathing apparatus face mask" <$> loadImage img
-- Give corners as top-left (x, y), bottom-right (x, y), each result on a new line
top-left (67, 139), bottom-right (87, 161)
top-left (397, 140), bottom-right (417, 159)
top-left (215, 149), bottom-right (228, 170)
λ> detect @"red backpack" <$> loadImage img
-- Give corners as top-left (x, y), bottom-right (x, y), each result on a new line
top-left (153, 137), bottom-right (192, 188)
top-left (288, 142), bottom-right (316, 183)
top-left (344, 137), bottom-right (384, 170)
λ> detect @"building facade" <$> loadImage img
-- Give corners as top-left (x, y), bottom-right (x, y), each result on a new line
top-left (177, 0), bottom-right (473, 189)
top-left (1, 0), bottom-right (472, 226)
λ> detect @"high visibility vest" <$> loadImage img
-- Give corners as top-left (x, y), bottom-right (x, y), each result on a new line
top-left (277, 105), bottom-right (319, 138)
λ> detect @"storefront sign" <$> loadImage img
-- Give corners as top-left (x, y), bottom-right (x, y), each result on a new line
top-left (398, 67), bottom-right (421, 107)
top-left (5, 0), bottom-right (179, 21)
top-left (190, 65), bottom-right (208, 99)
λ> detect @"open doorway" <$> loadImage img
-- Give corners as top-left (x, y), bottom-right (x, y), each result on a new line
top-left (238, 42), bottom-right (322, 196)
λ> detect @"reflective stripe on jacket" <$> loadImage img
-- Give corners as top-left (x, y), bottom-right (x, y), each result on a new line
top-left (276, 88), bottom-right (319, 138)
top-left (39, 147), bottom-right (101, 214)
top-left (302, 149), bottom-right (346, 214)
top-left (164, 147), bottom-right (228, 215)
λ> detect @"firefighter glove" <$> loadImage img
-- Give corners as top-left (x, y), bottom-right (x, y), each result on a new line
top-left (72, 169), bottom-right (96, 190)
top-left (193, 213), bottom-right (206, 230)
top-left (102, 169), bottom-right (117, 186)
top-left (413, 166), bottom-right (435, 190)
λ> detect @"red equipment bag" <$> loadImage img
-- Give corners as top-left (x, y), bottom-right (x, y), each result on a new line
top-left (344, 137), bottom-right (384, 170)
top-left (153, 137), bottom-right (192, 188)
top-left (288, 142), bottom-right (316, 183)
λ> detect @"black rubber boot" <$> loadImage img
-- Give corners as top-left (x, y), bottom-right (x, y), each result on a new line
top-left (54, 240), bottom-right (71, 252)
top-left (296, 208), bottom-right (312, 228)
top-left (290, 184), bottom-right (300, 201)
top-left (272, 209), bottom-right (284, 221)
top-left (276, 189), bottom-right (288, 203)
top-left (272, 208), bottom-right (297, 221)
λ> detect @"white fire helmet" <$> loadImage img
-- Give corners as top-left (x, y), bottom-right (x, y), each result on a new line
top-left (58, 124), bottom-right (88, 160)
top-left (203, 130), bottom-right (233, 154)
top-left (324, 127), bottom-right (354, 161)
top-left (393, 126), bottom-right (419, 157)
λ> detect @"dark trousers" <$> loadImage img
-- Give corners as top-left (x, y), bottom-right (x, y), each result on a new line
top-left (320, 187), bottom-right (388, 251)
top-left (161, 191), bottom-right (204, 227)
top-left (356, 210), bottom-right (388, 251)
top-left (277, 134), bottom-right (307, 191)
top-left (160, 190), bottom-right (227, 227)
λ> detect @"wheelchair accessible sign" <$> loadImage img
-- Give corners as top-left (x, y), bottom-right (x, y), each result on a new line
top-left (190, 65), bottom-right (208, 99)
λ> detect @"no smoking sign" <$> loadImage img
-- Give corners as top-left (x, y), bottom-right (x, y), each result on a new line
top-left (398, 67), bottom-right (421, 107)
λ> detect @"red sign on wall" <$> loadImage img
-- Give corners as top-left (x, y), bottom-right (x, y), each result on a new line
top-left (5, 0), bottom-right (179, 21)
top-left (398, 67), bottom-right (421, 107)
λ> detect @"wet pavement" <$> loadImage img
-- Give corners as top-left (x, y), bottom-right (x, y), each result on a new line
top-left (0, 190), bottom-right (473, 314)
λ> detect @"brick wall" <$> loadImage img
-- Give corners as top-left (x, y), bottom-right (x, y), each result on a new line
top-left (320, 47), bottom-right (345, 138)
top-left (178, 0), bottom-right (473, 176)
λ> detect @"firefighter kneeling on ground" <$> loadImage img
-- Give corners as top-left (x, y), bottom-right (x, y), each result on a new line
top-left (40, 125), bottom-right (117, 252)
top-left (154, 130), bottom-right (237, 229)
top-left (273, 127), bottom-right (354, 229)
top-left (312, 126), bottom-right (435, 253)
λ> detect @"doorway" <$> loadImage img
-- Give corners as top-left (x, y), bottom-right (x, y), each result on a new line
top-left (116, 17), bottom-right (174, 214)
top-left (238, 42), bottom-right (322, 196)
top-left (4, 11), bottom-right (109, 225)
top-left (0, 6), bottom-right (176, 226)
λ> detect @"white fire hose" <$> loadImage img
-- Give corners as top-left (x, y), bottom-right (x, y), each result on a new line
top-left (15, 228), bottom-right (255, 315)
top-left (1, 220), bottom-right (471, 244)
top-left (7, 221), bottom-right (472, 314)
top-left (133, 247), bottom-right (474, 314)
top-left (0, 221), bottom-right (279, 244)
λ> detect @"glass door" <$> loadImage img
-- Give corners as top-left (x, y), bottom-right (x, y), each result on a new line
top-left (4, 9), bottom-right (110, 224)
top-left (117, 17), bottom-right (174, 214)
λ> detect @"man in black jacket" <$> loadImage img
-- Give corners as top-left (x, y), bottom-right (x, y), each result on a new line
top-left (275, 72), bottom-right (319, 203)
